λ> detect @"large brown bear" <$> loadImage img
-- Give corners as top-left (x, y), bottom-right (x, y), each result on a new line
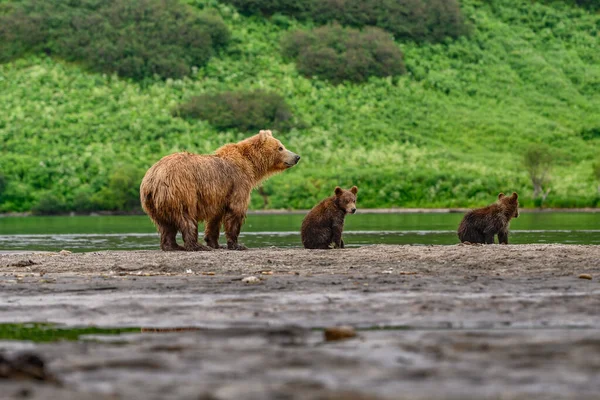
top-left (140, 130), bottom-right (300, 251)
top-left (457, 192), bottom-right (519, 244)
top-left (301, 186), bottom-right (358, 249)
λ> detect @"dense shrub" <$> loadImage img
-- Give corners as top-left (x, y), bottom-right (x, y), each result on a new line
top-left (282, 24), bottom-right (405, 84)
top-left (0, 0), bottom-right (230, 80)
top-left (174, 90), bottom-right (296, 132)
top-left (222, 0), bottom-right (467, 42)
top-left (32, 193), bottom-right (67, 215)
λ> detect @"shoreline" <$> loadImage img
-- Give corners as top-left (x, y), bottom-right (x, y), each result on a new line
top-left (1, 244), bottom-right (599, 400)
top-left (1, 207), bottom-right (599, 218)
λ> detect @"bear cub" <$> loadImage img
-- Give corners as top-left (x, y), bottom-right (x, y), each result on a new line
top-left (301, 186), bottom-right (358, 249)
top-left (458, 192), bottom-right (519, 244)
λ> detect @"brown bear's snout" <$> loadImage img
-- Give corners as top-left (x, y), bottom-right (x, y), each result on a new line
top-left (284, 151), bottom-right (301, 167)
top-left (350, 208), bottom-right (357, 214)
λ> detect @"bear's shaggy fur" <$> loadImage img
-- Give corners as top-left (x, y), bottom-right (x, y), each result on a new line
top-left (301, 186), bottom-right (358, 249)
top-left (458, 192), bottom-right (519, 244)
top-left (140, 130), bottom-right (300, 251)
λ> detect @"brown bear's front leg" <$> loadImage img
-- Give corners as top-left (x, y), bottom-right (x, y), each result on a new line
top-left (498, 230), bottom-right (509, 245)
top-left (159, 223), bottom-right (184, 251)
top-left (340, 238), bottom-right (345, 249)
top-left (330, 223), bottom-right (344, 249)
top-left (181, 219), bottom-right (212, 251)
top-left (484, 232), bottom-right (495, 244)
top-left (204, 214), bottom-right (224, 249)
top-left (224, 212), bottom-right (247, 250)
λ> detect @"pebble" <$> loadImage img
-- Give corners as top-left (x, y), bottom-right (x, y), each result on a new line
top-left (324, 326), bottom-right (357, 342)
top-left (242, 276), bottom-right (261, 284)
top-left (59, 249), bottom-right (72, 255)
top-left (578, 274), bottom-right (592, 280)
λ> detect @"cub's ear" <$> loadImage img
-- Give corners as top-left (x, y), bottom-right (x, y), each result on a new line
top-left (334, 186), bottom-right (343, 196)
top-left (498, 193), bottom-right (505, 200)
top-left (350, 186), bottom-right (358, 195)
top-left (511, 192), bottom-right (518, 200)
top-left (258, 129), bottom-right (273, 140)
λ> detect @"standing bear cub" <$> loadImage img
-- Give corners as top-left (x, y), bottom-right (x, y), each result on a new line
top-left (140, 130), bottom-right (300, 251)
top-left (301, 186), bottom-right (358, 249)
top-left (458, 192), bottom-right (519, 244)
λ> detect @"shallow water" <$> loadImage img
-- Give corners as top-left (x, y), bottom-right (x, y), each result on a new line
top-left (0, 212), bottom-right (599, 252)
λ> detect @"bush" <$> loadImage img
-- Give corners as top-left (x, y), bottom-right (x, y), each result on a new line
top-left (32, 193), bottom-right (67, 215)
top-left (282, 24), bottom-right (405, 84)
top-left (223, 0), bottom-right (467, 42)
top-left (0, 0), bottom-right (229, 80)
top-left (174, 90), bottom-right (296, 132)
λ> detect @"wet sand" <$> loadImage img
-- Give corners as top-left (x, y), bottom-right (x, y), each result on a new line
top-left (1, 245), bottom-right (599, 399)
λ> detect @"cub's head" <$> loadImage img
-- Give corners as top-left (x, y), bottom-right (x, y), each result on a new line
top-left (243, 130), bottom-right (300, 176)
top-left (334, 186), bottom-right (358, 214)
top-left (498, 192), bottom-right (519, 218)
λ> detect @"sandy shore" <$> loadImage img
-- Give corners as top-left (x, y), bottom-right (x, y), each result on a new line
top-left (1, 245), bottom-right (599, 400)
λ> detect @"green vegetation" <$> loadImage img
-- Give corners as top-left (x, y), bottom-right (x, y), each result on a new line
top-left (221, 0), bottom-right (468, 42)
top-left (0, 0), bottom-right (599, 213)
top-left (0, 0), bottom-right (230, 81)
top-left (175, 90), bottom-right (296, 132)
top-left (0, 323), bottom-right (139, 342)
top-left (523, 145), bottom-right (553, 206)
top-left (281, 24), bottom-right (405, 84)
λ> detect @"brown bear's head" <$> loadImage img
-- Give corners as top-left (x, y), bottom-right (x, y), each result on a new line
top-left (239, 130), bottom-right (300, 178)
top-left (334, 186), bottom-right (358, 214)
top-left (498, 192), bottom-right (519, 218)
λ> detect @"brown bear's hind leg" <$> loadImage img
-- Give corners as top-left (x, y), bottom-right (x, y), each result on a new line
top-left (484, 232), bottom-right (495, 244)
top-left (224, 212), bottom-right (247, 250)
top-left (204, 214), bottom-right (224, 249)
top-left (181, 218), bottom-right (212, 251)
top-left (159, 223), bottom-right (184, 251)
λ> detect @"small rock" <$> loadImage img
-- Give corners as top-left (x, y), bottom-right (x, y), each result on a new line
top-left (324, 326), bottom-right (357, 342)
top-left (578, 274), bottom-right (592, 280)
top-left (242, 276), bottom-right (261, 284)
top-left (59, 250), bottom-right (72, 256)
top-left (185, 269), bottom-right (193, 274)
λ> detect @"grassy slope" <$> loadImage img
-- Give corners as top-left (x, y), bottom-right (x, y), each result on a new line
top-left (0, 0), bottom-right (599, 212)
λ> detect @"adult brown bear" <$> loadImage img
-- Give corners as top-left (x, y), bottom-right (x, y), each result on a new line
top-left (457, 192), bottom-right (519, 244)
top-left (140, 130), bottom-right (300, 251)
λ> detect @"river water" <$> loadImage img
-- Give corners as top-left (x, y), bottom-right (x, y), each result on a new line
top-left (0, 212), bottom-right (599, 252)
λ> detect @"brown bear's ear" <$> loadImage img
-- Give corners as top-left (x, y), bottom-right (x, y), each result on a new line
top-left (498, 193), bottom-right (505, 200)
top-left (334, 186), bottom-right (343, 196)
top-left (350, 186), bottom-right (358, 195)
top-left (258, 130), bottom-right (273, 140)
top-left (511, 192), bottom-right (518, 200)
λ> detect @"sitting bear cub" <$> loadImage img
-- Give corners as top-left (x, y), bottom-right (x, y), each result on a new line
top-left (458, 192), bottom-right (519, 244)
top-left (301, 186), bottom-right (358, 249)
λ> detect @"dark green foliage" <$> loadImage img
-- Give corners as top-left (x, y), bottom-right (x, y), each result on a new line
top-left (282, 24), bottom-right (405, 84)
top-left (575, 0), bottom-right (600, 10)
top-left (580, 127), bottom-right (600, 140)
top-left (32, 193), bottom-right (67, 215)
top-left (0, 0), bottom-right (230, 80)
top-left (223, 0), bottom-right (468, 42)
top-left (174, 90), bottom-right (296, 132)
top-left (0, 174), bottom-right (6, 200)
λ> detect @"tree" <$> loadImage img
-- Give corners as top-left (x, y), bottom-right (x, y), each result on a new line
top-left (523, 145), bottom-right (552, 206)
top-left (593, 161), bottom-right (600, 194)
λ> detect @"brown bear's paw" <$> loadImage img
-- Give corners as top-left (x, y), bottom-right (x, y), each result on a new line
top-left (184, 243), bottom-right (214, 252)
top-left (161, 244), bottom-right (185, 251)
top-left (227, 242), bottom-right (248, 251)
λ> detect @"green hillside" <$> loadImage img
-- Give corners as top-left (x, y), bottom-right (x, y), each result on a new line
top-left (0, 0), bottom-right (599, 213)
